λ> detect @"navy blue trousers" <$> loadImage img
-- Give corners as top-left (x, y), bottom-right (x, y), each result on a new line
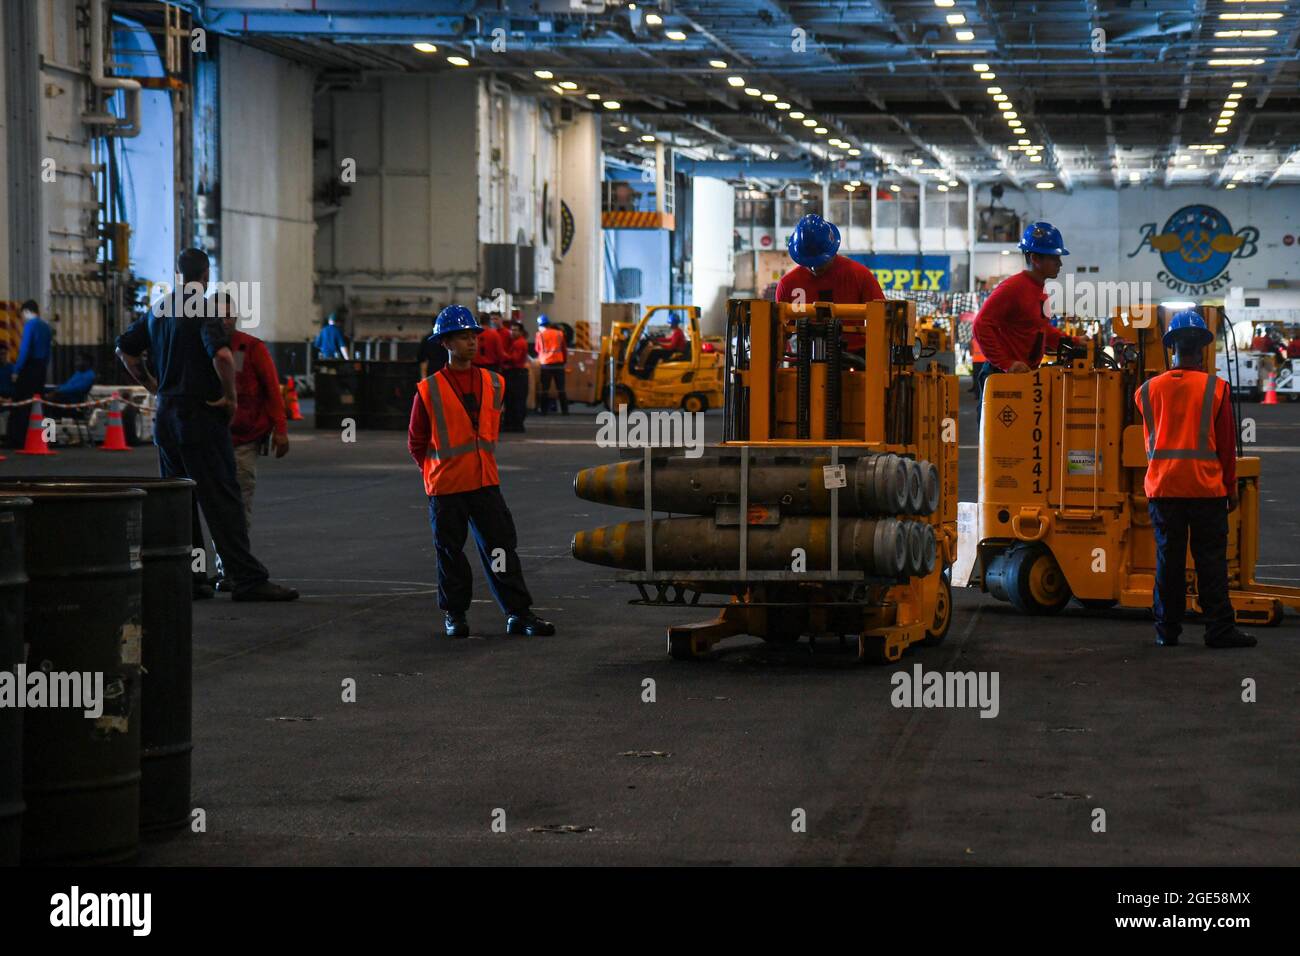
top-left (155, 396), bottom-right (269, 592)
top-left (428, 485), bottom-right (532, 616)
top-left (1148, 497), bottom-right (1236, 642)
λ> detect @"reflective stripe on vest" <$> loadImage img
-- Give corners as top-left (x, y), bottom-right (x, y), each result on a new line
top-left (1138, 371), bottom-right (1219, 462)
top-left (424, 369), bottom-right (501, 461)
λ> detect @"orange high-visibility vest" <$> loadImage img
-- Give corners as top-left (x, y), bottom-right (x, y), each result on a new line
top-left (1135, 369), bottom-right (1229, 499)
top-left (535, 327), bottom-right (566, 366)
top-left (417, 367), bottom-right (504, 496)
top-left (970, 330), bottom-right (986, 363)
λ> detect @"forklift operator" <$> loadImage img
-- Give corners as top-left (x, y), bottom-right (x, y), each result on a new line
top-left (972, 221), bottom-right (1086, 420)
top-left (1136, 310), bottom-right (1255, 650)
top-left (637, 315), bottom-right (687, 378)
top-left (777, 214), bottom-right (884, 364)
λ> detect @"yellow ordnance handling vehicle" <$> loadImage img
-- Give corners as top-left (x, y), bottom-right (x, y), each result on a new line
top-left (573, 299), bottom-right (959, 662)
top-left (600, 304), bottom-right (724, 413)
top-left (959, 304), bottom-right (1300, 624)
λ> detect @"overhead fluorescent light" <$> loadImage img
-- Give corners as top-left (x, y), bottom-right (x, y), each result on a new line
top-left (848, 148), bottom-right (862, 156)
top-left (586, 93), bottom-right (602, 100)
top-left (559, 80), bottom-right (578, 89)
top-left (1160, 301), bottom-right (1197, 310)
top-left (447, 56), bottom-right (470, 67)
top-left (1036, 182), bottom-right (1054, 189)
top-left (1029, 155), bottom-right (1043, 162)
top-left (955, 30), bottom-right (975, 41)
top-left (1215, 29), bottom-right (1278, 37)
top-left (1208, 58), bottom-right (1264, 65)
top-left (727, 76), bottom-right (745, 87)
top-left (1212, 47), bottom-right (1268, 52)
top-left (413, 42), bottom-right (437, 54)
top-left (938, 184), bottom-right (949, 191)
top-left (617, 125), bottom-right (629, 132)
top-left (775, 102), bottom-right (791, 109)
top-left (789, 111), bottom-right (805, 119)
top-left (1219, 12), bottom-right (1282, 19)
top-left (665, 30), bottom-right (688, 41)
top-left (534, 70), bottom-right (554, 79)
top-left (1018, 138), bottom-right (1031, 145)
top-left (989, 86), bottom-right (1004, 95)
top-left (946, 14), bottom-right (966, 25)
top-left (1129, 171), bottom-right (1140, 182)
top-left (1228, 92), bottom-right (1242, 99)
top-left (762, 93), bottom-right (777, 102)
top-left (972, 63), bottom-right (990, 71)
top-left (1232, 80), bottom-right (1249, 87)
top-left (803, 118), bottom-right (817, 127)
top-left (844, 184), bottom-right (856, 192)
top-left (1227, 183), bottom-right (1237, 189)
top-left (1003, 111), bottom-right (1018, 119)
top-left (980, 72), bottom-right (996, 79)
top-left (948, 179), bottom-right (959, 187)
top-left (814, 127), bottom-right (828, 134)
top-left (935, 0), bottom-right (955, 6)
top-left (744, 88), bottom-right (761, 96)
top-left (709, 60), bottom-right (727, 69)
top-left (645, 13), bottom-right (663, 25)
top-left (640, 134), bottom-right (656, 142)
top-left (889, 184), bottom-right (901, 192)
top-left (850, 180), bottom-right (861, 186)
top-left (911, 158), bottom-right (925, 166)
top-left (603, 100), bottom-right (621, 109)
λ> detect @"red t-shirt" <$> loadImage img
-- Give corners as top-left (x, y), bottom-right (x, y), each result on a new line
top-left (972, 271), bottom-right (1063, 372)
top-left (775, 256), bottom-right (884, 350)
top-left (472, 329), bottom-right (502, 367)
top-left (501, 336), bottom-right (529, 369)
top-left (495, 325), bottom-right (512, 356)
top-left (656, 327), bottom-right (687, 351)
top-left (229, 329), bottom-right (287, 446)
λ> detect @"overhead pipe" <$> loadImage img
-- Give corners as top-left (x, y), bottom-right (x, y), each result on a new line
top-left (82, 0), bottom-right (142, 138)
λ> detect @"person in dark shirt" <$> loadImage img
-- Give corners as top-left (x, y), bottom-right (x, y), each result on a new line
top-left (116, 248), bottom-right (297, 603)
top-left (417, 312), bottom-right (449, 380)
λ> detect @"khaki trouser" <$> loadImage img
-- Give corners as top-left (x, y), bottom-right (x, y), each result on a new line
top-left (233, 440), bottom-right (258, 533)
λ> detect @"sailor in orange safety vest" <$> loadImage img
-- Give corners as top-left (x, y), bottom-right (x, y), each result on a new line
top-left (1135, 310), bottom-right (1255, 649)
top-left (408, 305), bottom-right (556, 639)
top-left (533, 313), bottom-right (568, 415)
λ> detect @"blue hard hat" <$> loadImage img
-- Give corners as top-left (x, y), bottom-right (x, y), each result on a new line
top-left (1019, 220), bottom-right (1069, 256)
top-left (787, 214), bottom-right (841, 270)
top-left (432, 305), bottom-right (482, 339)
top-left (1163, 309), bottom-right (1214, 349)
top-left (668, 315), bottom-right (682, 326)
top-left (537, 314), bottom-right (550, 326)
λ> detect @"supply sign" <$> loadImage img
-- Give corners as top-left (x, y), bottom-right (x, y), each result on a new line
top-left (845, 254), bottom-right (950, 292)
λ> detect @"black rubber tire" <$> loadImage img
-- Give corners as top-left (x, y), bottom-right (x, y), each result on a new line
top-left (602, 385), bottom-right (636, 411)
top-left (919, 572), bottom-right (953, 647)
top-left (1005, 544), bottom-right (1072, 615)
top-left (681, 392), bottom-right (708, 414)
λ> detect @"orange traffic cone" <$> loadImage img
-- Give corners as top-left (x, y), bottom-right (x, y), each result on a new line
top-left (284, 376), bottom-right (303, 421)
top-left (100, 392), bottom-right (130, 451)
top-left (17, 394), bottom-right (56, 456)
top-left (1263, 372), bottom-right (1279, 405)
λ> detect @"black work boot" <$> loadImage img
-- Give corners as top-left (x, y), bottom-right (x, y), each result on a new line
top-left (506, 612), bottom-right (555, 637)
top-left (1205, 629), bottom-right (1257, 649)
top-left (1155, 627), bottom-right (1181, 647)
top-left (444, 613), bottom-right (469, 639)
top-left (192, 577), bottom-right (216, 601)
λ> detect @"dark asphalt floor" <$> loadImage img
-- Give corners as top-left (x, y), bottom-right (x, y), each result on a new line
top-left (9, 384), bottom-right (1299, 865)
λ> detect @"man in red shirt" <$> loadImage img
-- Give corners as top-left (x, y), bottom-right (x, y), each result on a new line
top-left (972, 221), bottom-right (1086, 425)
top-left (776, 214), bottom-right (884, 356)
top-left (500, 321), bottom-right (531, 432)
top-left (213, 294), bottom-right (290, 589)
top-left (637, 314), bottom-right (689, 378)
top-left (471, 313), bottom-right (503, 373)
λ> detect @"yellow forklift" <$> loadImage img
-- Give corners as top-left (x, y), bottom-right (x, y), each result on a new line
top-left (574, 299), bottom-right (959, 662)
top-left (600, 305), bottom-right (724, 413)
top-left (963, 304), bottom-right (1300, 623)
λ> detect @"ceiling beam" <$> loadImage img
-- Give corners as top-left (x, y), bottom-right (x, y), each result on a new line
top-left (1264, 148), bottom-right (1300, 189)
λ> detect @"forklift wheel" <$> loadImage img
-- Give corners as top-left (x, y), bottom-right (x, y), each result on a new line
top-left (681, 392), bottom-right (708, 414)
top-left (603, 385), bottom-right (636, 411)
top-left (919, 572), bottom-right (952, 646)
top-left (1005, 544), bottom-right (1072, 615)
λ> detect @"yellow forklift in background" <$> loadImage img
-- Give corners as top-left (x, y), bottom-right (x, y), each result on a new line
top-left (573, 299), bottom-right (959, 662)
top-left (599, 305), bottom-right (724, 413)
top-left (961, 304), bottom-right (1300, 624)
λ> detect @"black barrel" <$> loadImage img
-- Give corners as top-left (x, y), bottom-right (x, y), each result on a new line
top-left (314, 359), bottom-right (363, 430)
top-left (362, 360), bottom-right (417, 430)
top-left (0, 497), bottom-right (31, 865)
top-left (3, 484), bottom-right (144, 864)
top-left (2, 478), bottom-right (195, 833)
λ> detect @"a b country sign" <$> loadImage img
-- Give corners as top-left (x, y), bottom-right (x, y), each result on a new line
top-left (1126, 204), bottom-right (1258, 295)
